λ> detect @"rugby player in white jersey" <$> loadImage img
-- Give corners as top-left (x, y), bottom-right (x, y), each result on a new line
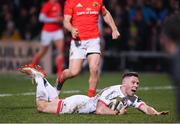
top-left (18, 64), bottom-right (168, 115)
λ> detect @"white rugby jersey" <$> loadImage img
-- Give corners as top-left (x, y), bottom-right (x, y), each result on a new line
top-left (59, 85), bottom-right (145, 114)
top-left (87, 85), bottom-right (145, 113)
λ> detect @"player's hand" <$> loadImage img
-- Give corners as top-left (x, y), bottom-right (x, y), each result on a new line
top-left (157, 111), bottom-right (169, 115)
top-left (71, 27), bottom-right (79, 39)
top-left (112, 29), bottom-right (120, 39)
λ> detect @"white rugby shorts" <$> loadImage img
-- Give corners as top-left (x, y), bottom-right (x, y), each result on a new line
top-left (69, 37), bottom-right (101, 59)
top-left (41, 29), bottom-right (64, 46)
top-left (59, 95), bottom-right (95, 114)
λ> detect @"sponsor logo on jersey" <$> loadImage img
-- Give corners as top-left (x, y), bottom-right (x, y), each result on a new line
top-left (92, 2), bottom-right (98, 7)
top-left (76, 3), bottom-right (83, 7)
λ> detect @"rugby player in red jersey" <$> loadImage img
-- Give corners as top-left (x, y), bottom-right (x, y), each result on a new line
top-left (32, 0), bottom-right (64, 78)
top-left (55, 0), bottom-right (120, 97)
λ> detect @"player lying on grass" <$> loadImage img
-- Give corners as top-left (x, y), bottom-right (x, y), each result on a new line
top-left (18, 64), bottom-right (169, 115)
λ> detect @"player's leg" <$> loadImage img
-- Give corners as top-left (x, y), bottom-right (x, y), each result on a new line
top-left (34, 76), bottom-right (49, 101)
top-left (55, 59), bottom-right (84, 94)
top-left (55, 40), bottom-right (86, 95)
top-left (87, 54), bottom-right (101, 97)
top-left (32, 31), bottom-right (51, 66)
top-left (43, 78), bottom-right (58, 101)
top-left (86, 38), bottom-right (101, 97)
top-left (32, 46), bottom-right (49, 66)
top-left (53, 30), bottom-right (65, 79)
top-left (36, 98), bottom-right (60, 114)
top-left (19, 65), bottom-right (58, 100)
top-left (19, 65), bottom-right (60, 114)
top-left (32, 75), bottom-right (60, 113)
top-left (34, 76), bottom-right (60, 114)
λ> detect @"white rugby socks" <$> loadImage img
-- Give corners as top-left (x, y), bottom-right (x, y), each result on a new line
top-left (34, 76), bottom-right (58, 101)
top-left (43, 78), bottom-right (58, 101)
top-left (35, 76), bottom-right (48, 101)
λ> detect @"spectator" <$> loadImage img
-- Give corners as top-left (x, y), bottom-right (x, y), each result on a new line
top-left (1, 11), bottom-right (22, 41)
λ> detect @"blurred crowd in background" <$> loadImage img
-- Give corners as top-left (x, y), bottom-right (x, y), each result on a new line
top-left (0, 0), bottom-right (179, 72)
top-left (104, 0), bottom-right (179, 52)
top-left (0, 0), bottom-right (179, 51)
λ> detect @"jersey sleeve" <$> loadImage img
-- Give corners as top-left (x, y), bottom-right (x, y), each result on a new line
top-left (100, 0), bottom-right (106, 14)
top-left (101, 5), bottom-right (106, 13)
top-left (64, 0), bottom-right (73, 15)
top-left (131, 96), bottom-right (145, 108)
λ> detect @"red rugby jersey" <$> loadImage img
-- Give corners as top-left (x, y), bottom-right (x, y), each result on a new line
top-left (41, 1), bottom-right (62, 31)
top-left (64, 0), bottom-right (106, 40)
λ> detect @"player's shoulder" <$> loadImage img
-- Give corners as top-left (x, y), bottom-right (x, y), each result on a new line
top-left (109, 85), bottom-right (121, 90)
top-left (100, 85), bottom-right (120, 95)
top-left (107, 85), bottom-right (122, 95)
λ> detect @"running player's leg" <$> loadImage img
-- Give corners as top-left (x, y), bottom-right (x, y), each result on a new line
top-left (55, 40), bottom-right (85, 95)
top-left (87, 38), bottom-right (101, 97)
top-left (88, 54), bottom-right (101, 97)
top-left (32, 46), bottom-right (49, 66)
top-left (55, 59), bottom-right (83, 94)
top-left (32, 31), bottom-right (51, 66)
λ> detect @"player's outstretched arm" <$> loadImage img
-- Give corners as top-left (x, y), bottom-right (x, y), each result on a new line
top-left (102, 9), bottom-right (120, 39)
top-left (138, 103), bottom-right (169, 116)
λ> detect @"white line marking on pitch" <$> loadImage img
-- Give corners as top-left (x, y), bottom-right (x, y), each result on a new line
top-left (0, 86), bottom-right (174, 97)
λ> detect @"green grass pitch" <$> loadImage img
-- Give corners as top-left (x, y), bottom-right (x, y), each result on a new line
top-left (0, 72), bottom-right (177, 123)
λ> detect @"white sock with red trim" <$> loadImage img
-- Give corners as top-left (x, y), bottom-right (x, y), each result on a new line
top-left (35, 76), bottom-right (48, 101)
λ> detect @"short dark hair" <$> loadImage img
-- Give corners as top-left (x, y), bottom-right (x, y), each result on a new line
top-left (122, 72), bottom-right (139, 79)
top-left (162, 13), bottom-right (180, 43)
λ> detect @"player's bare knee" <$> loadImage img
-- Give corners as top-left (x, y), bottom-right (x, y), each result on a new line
top-left (89, 66), bottom-right (99, 75)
